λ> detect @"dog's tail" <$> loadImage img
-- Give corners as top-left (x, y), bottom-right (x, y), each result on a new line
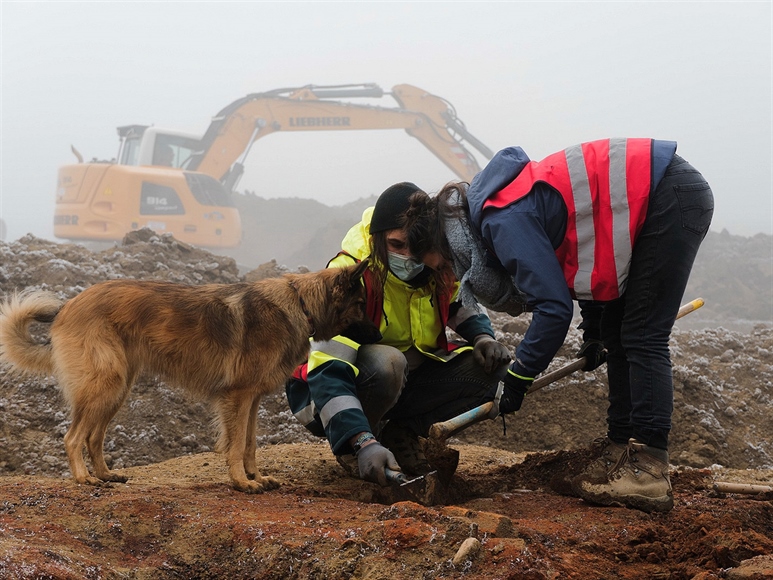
top-left (0, 290), bottom-right (62, 376)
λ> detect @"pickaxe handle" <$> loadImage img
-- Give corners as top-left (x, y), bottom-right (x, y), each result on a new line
top-left (427, 297), bottom-right (704, 443)
top-left (526, 296), bottom-right (704, 396)
top-left (428, 401), bottom-right (497, 442)
top-left (425, 367), bottom-right (578, 441)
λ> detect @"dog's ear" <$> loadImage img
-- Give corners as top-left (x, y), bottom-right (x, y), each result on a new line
top-left (331, 258), bottom-right (369, 297)
top-left (331, 259), bottom-right (367, 296)
top-left (351, 257), bottom-right (369, 281)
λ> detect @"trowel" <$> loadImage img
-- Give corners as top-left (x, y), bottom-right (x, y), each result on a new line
top-left (385, 468), bottom-right (445, 506)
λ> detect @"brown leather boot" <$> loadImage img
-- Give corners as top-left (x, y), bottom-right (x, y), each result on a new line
top-left (573, 438), bottom-right (674, 513)
top-left (569, 437), bottom-right (627, 497)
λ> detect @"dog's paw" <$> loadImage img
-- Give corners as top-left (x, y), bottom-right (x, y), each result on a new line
top-left (232, 476), bottom-right (281, 494)
top-left (102, 473), bottom-right (129, 484)
top-left (75, 475), bottom-right (111, 487)
top-left (233, 479), bottom-right (265, 494)
top-left (260, 476), bottom-right (281, 491)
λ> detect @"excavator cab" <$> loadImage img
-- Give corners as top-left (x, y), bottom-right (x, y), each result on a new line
top-left (117, 125), bottom-right (203, 170)
top-left (54, 125), bottom-right (241, 248)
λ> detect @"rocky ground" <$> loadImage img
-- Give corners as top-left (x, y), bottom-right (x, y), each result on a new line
top-left (1, 230), bottom-right (772, 579)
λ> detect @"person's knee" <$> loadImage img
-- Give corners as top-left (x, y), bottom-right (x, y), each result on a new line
top-left (354, 345), bottom-right (407, 429)
top-left (357, 345), bottom-right (407, 400)
top-left (380, 348), bottom-right (408, 400)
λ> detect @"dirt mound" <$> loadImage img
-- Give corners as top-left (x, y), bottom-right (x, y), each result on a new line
top-left (1, 446), bottom-right (772, 579)
top-left (1, 231), bottom-right (772, 578)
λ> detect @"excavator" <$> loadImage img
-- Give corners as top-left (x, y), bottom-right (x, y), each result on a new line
top-left (54, 83), bottom-right (494, 248)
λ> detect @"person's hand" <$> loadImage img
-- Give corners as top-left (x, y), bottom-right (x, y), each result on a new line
top-left (577, 339), bottom-right (607, 371)
top-left (499, 370), bottom-right (533, 414)
top-left (356, 441), bottom-right (400, 487)
top-left (473, 335), bottom-right (512, 373)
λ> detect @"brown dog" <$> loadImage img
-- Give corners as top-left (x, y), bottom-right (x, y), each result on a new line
top-left (0, 260), bottom-right (374, 493)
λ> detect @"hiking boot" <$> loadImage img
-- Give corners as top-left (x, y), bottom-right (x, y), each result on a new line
top-left (574, 438), bottom-right (674, 513)
top-left (379, 421), bottom-right (432, 476)
top-left (336, 453), bottom-right (360, 479)
top-left (569, 437), bottom-right (627, 497)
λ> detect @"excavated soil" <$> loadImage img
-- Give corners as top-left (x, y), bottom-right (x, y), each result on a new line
top-left (1, 230), bottom-right (772, 579)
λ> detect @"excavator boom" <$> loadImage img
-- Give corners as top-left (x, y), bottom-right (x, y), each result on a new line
top-left (190, 84), bottom-right (492, 188)
top-left (54, 83), bottom-right (493, 248)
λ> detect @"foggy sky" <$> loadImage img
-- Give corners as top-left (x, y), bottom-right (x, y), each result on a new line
top-left (1, 1), bottom-right (771, 242)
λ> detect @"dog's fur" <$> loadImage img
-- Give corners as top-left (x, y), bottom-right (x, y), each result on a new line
top-left (0, 260), bottom-right (374, 493)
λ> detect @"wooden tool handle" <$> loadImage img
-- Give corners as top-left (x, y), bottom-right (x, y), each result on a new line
top-left (527, 297), bottom-right (705, 396)
top-left (713, 482), bottom-right (773, 494)
top-left (426, 297), bottom-right (705, 442)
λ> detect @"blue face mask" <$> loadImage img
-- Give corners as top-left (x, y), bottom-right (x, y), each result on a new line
top-left (387, 251), bottom-right (425, 282)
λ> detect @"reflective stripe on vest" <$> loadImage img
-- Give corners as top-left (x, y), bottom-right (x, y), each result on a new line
top-left (485, 138), bottom-right (652, 300)
top-left (308, 336), bottom-right (360, 374)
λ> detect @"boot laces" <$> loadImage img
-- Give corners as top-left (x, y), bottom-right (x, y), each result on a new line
top-left (609, 440), bottom-right (659, 479)
top-left (590, 436), bottom-right (615, 462)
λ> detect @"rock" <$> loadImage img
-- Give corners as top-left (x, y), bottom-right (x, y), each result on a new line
top-left (726, 554), bottom-right (773, 579)
top-left (720, 349), bottom-right (735, 363)
top-left (452, 537), bottom-right (481, 566)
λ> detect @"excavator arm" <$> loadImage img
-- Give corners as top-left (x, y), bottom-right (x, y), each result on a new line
top-left (188, 84), bottom-right (493, 190)
top-left (53, 83), bottom-right (495, 250)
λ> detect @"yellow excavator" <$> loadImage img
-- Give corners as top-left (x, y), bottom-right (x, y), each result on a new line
top-left (54, 84), bottom-right (494, 248)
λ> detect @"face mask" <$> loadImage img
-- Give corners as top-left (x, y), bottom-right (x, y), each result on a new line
top-left (387, 251), bottom-right (425, 282)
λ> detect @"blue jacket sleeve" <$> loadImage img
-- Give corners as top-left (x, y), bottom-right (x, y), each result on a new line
top-left (479, 185), bottom-right (573, 377)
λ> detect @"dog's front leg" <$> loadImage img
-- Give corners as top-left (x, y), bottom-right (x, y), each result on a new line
top-left (217, 389), bottom-right (278, 493)
top-left (243, 395), bottom-right (280, 490)
top-left (244, 395), bottom-right (261, 479)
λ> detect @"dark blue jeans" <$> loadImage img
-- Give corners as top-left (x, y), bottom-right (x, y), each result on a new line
top-left (601, 154), bottom-right (713, 450)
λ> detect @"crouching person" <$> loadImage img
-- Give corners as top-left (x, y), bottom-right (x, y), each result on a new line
top-left (286, 182), bottom-right (512, 486)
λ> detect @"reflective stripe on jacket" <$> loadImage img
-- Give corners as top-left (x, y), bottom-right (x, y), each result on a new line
top-left (484, 138), bottom-right (653, 301)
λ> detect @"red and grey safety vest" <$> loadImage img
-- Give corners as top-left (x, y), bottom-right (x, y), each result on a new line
top-left (484, 138), bottom-right (653, 301)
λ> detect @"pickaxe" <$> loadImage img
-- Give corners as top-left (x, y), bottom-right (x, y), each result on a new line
top-left (422, 297), bottom-right (705, 485)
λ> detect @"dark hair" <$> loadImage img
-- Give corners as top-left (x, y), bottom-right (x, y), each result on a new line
top-left (405, 181), bottom-right (469, 263)
top-left (367, 188), bottom-right (454, 293)
top-left (367, 230), bottom-right (389, 291)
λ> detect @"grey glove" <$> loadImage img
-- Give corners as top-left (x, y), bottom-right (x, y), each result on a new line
top-left (356, 441), bottom-right (400, 487)
top-left (473, 335), bottom-right (512, 373)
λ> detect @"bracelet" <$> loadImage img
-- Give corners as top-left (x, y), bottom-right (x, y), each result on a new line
top-left (352, 432), bottom-right (376, 453)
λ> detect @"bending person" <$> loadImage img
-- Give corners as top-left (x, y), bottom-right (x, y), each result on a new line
top-left (405, 139), bottom-right (714, 512)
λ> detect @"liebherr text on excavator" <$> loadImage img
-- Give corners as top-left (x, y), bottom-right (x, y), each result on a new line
top-left (54, 83), bottom-right (493, 248)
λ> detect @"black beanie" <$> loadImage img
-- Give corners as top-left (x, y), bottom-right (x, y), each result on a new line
top-left (369, 182), bottom-right (423, 234)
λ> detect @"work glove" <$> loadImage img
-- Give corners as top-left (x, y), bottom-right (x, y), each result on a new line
top-left (356, 441), bottom-right (401, 487)
top-left (472, 335), bottom-right (512, 374)
top-left (577, 339), bottom-right (607, 371)
top-left (499, 369), bottom-right (533, 414)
